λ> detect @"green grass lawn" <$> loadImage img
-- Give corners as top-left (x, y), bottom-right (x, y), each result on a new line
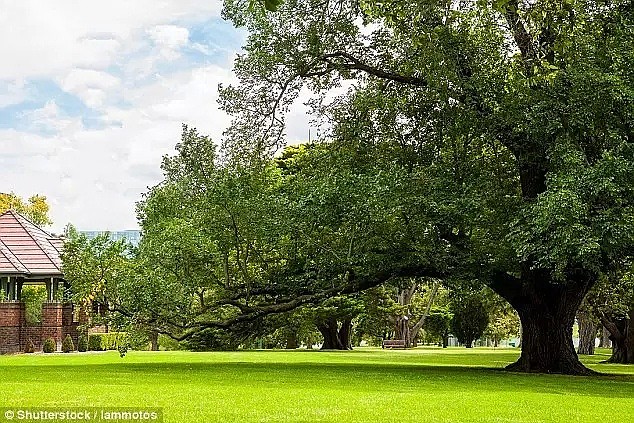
top-left (0, 347), bottom-right (632, 422)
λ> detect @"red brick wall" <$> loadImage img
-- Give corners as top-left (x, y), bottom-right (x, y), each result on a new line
top-left (0, 302), bottom-right (80, 353)
top-left (0, 302), bottom-right (25, 353)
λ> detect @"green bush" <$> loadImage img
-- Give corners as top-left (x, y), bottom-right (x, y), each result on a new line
top-left (181, 328), bottom-right (239, 351)
top-left (42, 338), bottom-right (56, 353)
top-left (77, 334), bottom-right (88, 352)
top-left (158, 334), bottom-right (182, 351)
top-left (88, 332), bottom-right (127, 351)
top-left (62, 335), bottom-right (74, 353)
top-left (24, 339), bottom-right (35, 353)
top-left (21, 285), bottom-right (47, 324)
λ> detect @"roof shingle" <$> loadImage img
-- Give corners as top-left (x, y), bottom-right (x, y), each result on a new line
top-left (0, 210), bottom-right (63, 276)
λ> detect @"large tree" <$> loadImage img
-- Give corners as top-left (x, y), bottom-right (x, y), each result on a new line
top-left (218, 0), bottom-right (634, 374)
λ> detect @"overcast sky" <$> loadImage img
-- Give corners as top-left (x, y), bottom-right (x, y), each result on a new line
top-left (0, 1), bottom-right (313, 233)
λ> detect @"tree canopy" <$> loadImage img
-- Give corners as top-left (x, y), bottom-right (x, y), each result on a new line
top-left (0, 192), bottom-right (52, 226)
top-left (216, 0), bottom-right (634, 374)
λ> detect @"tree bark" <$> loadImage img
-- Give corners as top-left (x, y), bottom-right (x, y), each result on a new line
top-left (150, 331), bottom-right (159, 351)
top-left (317, 318), bottom-right (343, 349)
top-left (577, 310), bottom-right (597, 355)
top-left (337, 318), bottom-right (353, 350)
top-left (317, 317), bottom-right (353, 350)
top-left (395, 316), bottom-right (410, 346)
top-left (286, 332), bottom-right (298, 349)
top-left (410, 280), bottom-right (440, 343)
top-left (490, 269), bottom-right (596, 375)
top-left (599, 326), bottom-right (612, 349)
top-left (602, 309), bottom-right (634, 364)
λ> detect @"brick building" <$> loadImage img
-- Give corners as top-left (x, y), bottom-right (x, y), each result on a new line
top-left (0, 210), bottom-right (78, 353)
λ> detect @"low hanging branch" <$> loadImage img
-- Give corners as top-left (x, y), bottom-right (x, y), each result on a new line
top-left (166, 263), bottom-right (444, 341)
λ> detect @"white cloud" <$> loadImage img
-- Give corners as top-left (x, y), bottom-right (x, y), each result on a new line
top-left (59, 69), bottom-right (121, 108)
top-left (0, 0), bottom-right (315, 234)
top-left (147, 25), bottom-right (190, 60)
top-left (0, 0), bottom-right (221, 79)
top-left (1, 63), bottom-right (236, 233)
top-left (0, 79), bottom-right (28, 108)
top-left (19, 101), bottom-right (83, 134)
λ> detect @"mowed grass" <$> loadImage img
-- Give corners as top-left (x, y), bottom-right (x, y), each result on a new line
top-left (0, 347), bottom-right (632, 422)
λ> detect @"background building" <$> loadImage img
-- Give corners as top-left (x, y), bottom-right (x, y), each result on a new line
top-left (79, 230), bottom-right (142, 247)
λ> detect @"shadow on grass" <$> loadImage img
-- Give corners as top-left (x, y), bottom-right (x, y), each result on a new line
top-left (2, 360), bottom-right (633, 399)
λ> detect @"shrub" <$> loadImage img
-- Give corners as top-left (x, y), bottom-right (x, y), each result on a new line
top-left (77, 334), bottom-right (88, 352)
top-left (88, 333), bottom-right (127, 351)
top-left (450, 296), bottom-right (489, 348)
top-left (181, 328), bottom-right (240, 351)
top-left (62, 335), bottom-right (74, 353)
top-left (24, 339), bottom-right (35, 353)
top-left (42, 338), bottom-right (56, 353)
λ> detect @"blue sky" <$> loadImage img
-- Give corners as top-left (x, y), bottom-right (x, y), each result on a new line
top-left (0, 1), bottom-right (253, 232)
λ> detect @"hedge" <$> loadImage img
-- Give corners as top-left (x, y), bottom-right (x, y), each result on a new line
top-left (88, 332), bottom-right (127, 351)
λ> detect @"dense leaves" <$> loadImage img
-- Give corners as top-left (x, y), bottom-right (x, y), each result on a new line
top-left (217, 0), bottom-right (634, 374)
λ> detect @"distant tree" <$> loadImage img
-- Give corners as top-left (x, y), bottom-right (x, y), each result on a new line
top-left (0, 192), bottom-right (52, 226)
top-left (586, 269), bottom-right (634, 363)
top-left (310, 296), bottom-right (364, 350)
top-left (484, 296), bottom-right (520, 348)
top-left (424, 307), bottom-right (452, 348)
top-left (576, 300), bottom-right (599, 356)
top-left (354, 287), bottom-right (400, 346)
top-left (61, 226), bottom-right (134, 332)
top-left (450, 294), bottom-right (490, 348)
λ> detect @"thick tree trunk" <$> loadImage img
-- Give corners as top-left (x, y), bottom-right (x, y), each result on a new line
top-left (598, 326), bottom-right (611, 348)
top-left (317, 317), bottom-right (353, 350)
top-left (286, 332), bottom-right (298, 349)
top-left (508, 302), bottom-right (593, 374)
top-left (577, 310), bottom-right (597, 355)
top-left (490, 269), bottom-right (596, 375)
top-left (150, 331), bottom-right (159, 351)
top-left (317, 318), bottom-right (343, 350)
top-left (337, 318), bottom-right (353, 350)
top-left (602, 310), bottom-right (634, 364)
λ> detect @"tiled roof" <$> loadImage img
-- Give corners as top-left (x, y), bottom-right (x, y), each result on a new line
top-left (0, 210), bottom-right (63, 276)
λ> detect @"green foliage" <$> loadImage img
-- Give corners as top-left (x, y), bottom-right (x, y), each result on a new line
top-left (88, 333), bottom-right (127, 352)
top-left (450, 294), bottom-right (490, 347)
top-left (0, 192), bottom-right (52, 226)
top-left (484, 297), bottom-right (520, 345)
top-left (42, 338), bottom-right (56, 353)
top-left (218, 0), bottom-right (634, 371)
top-left (62, 335), bottom-right (74, 353)
top-left (20, 285), bottom-right (47, 324)
top-left (157, 335), bottom-right (182, 351)
top-left (77, 334), bottom-right (88, 352)
top-left (181, 328), bottom-right (240, 351)
top-left (61, 225), bottom-right (133, 332)
top-left (424, 307), bottom-right (453, 346)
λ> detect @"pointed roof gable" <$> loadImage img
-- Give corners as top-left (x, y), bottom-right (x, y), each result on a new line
top-left (0, 210), bottom-right (63, 276)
